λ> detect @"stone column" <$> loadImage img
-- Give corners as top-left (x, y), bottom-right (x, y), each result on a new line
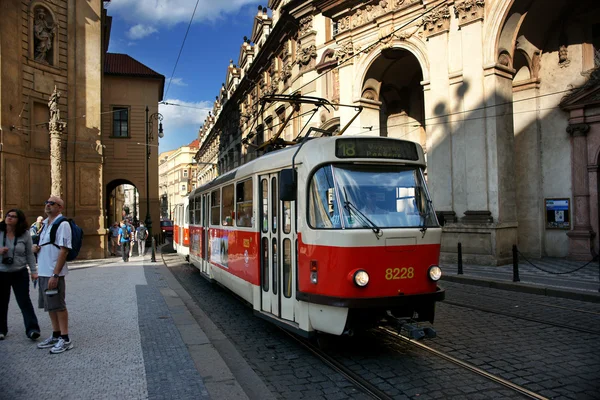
top-left (423, 4), bottom-right (453, 214)
top-left (566, 123), bottom-right (595, 260)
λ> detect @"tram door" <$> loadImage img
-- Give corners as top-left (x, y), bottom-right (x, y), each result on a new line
top-left (178, 205), bottom-right (184, 247)
top-left (201, 194), bottom-right (209, 275)
top-left (259, 173), bottom-right (296, 322)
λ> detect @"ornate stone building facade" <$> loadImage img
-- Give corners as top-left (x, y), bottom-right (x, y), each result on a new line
top-left (158, 140), bottom-right (199, 220)
top-left (0, 1), bottom-right (163, 258)
top-left (196, 0), bottom-right (600, 264)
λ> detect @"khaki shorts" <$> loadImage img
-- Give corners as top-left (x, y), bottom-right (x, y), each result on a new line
top-left (38, 276), bottom-right (67, 312)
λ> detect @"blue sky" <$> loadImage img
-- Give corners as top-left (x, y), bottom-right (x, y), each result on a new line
top-left (105, 0), bottom-right (264, 153)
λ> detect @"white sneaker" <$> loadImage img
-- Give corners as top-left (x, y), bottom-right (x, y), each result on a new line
top-left (37, 336), bottom-right (59, 349)
top-left (50, 337), bottom-right (73, 354)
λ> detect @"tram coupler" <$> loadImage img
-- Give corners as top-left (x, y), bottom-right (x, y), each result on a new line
top-left (386, 311), bottom-right (436, 340)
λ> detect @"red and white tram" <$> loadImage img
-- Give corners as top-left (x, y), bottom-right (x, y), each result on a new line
top-left (174, 136), bottom-right (444, 337)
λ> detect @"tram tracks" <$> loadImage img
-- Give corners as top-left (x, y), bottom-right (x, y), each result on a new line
top-left (443, 300), bottom-right (600, 335)
top-left (281, 325), bottom-right (549, 400)
top-left (375, 327), bottom-right (549, 400)
top-left (280, 328), bottom-right (395, 400)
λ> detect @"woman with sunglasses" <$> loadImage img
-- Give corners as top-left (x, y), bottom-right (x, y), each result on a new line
top-left (0, 209), bottom-right (40, 340)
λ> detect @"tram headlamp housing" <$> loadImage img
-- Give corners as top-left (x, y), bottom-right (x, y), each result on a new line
top-left (353, 270), bottom-right (369, 287)
top-left (428, 265), bottom-right (442, 281)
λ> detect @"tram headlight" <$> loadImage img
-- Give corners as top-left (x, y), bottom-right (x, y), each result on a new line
top-left (428, 265), bottom-right (442, 281)
top-left (353, 270), bottom-right (369, 287)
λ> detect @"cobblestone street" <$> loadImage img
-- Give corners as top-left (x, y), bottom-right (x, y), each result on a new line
top-left (166, 255), bottom-right (600, 400)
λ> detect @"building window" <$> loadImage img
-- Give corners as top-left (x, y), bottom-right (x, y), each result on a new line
top-left (112, 107), bottom-right (129, 137)
top-left (183, 169), bottom-right (188, 178)
top-left (181, 184), bottom-right (186, 192)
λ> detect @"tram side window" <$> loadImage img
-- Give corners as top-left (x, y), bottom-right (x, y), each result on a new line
top-left (193, 198), bottom-right (199, 224)
top-left (222, 184), bottom-right (235, 226)
top-left (236, 179), bottom-right (253, 228)
top-left (211, 190), bottom-right (220, 226)
top-left (283, 239), bottom-right (292, 298)
top-left (196, 197), bottom-right (202, 225)
top-left (185, 205), bottom-right (189, 224)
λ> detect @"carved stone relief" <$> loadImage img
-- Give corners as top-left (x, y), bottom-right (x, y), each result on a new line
top-left (296, 44), bottom-right (317, 68)
top-left (299, 15), bottom-right (313, 37)
top-left (454, 0), bottom-right (485, 25)
top-left (559, 45), bottom-right (571, 68)
top-left (334, 41), bottom-right (355, 63)
top-left (422, 4), bottom-right (451, 37)
top-left (332, 69), bottom-right (340, 104)
top-left (336, 0), bottom-right (420, 34)
top-left (282, 61), bottom-right (293, 81)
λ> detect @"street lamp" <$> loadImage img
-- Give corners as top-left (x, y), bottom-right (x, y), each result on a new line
top-left (145, 105), bottom-right (164, 263)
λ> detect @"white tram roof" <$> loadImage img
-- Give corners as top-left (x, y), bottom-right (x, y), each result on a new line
top-left (191, 136), bottom-right (425, 196)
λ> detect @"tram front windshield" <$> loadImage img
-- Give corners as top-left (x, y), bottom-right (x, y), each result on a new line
top-left (309, 164), bottom-right (438, 229)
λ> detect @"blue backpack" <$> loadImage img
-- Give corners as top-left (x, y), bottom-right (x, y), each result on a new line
top-left (42, 217), bottom-right (84, 261)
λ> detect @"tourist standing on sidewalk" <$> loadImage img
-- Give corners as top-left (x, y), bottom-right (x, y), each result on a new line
top-left (118, 221), bottom-right (133, 262)
top-left (0, 209), bottom-right (41, 341)
top-left (109, 222), bottom-right (120, 256)
top-left (136, 222), bottom-right (148, 257)
top-left (32, 196), bottom-right (73, 354)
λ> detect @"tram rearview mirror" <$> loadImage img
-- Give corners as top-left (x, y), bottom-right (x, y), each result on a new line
top-left (280, 169), bottom-right (297, 201)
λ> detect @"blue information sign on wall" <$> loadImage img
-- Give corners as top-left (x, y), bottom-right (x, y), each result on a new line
top-left (545, 198), bottom-right (570, 229)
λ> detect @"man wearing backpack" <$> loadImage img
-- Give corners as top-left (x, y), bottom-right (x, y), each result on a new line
top-left (118, 220), bottom-right (133, 262)
top-left (136, 222), bottom-right (148, 257)
top-left (32, 196), bottom-right (73, 354)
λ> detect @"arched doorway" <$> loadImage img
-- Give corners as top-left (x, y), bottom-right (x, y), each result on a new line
top-left (360, 48), bottom-right (425, 147)
top-left (495, 0), bottom-right (600, 259)
top-left (106, 179), bottom-right (140, 227)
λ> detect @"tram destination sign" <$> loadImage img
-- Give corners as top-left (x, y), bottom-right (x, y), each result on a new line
top-left (335, 138), bottom-right (419, 160)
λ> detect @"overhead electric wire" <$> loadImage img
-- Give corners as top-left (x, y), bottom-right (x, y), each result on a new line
top-left (164, 0), bottom-right (201, 99)
top-left (239, 0), bottom-right (450, 131)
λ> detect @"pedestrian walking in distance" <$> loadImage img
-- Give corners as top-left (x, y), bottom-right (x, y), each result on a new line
top-left (33, 196), bottom-right (73, 354)
top-left (109, 222), bottom-right (120, 256)
top-left (118, 220), bottom-right (133, 262)
top-left (136, 222), bottom-right (148, 257)
top-left (0, 209), bottom-right (41, 341)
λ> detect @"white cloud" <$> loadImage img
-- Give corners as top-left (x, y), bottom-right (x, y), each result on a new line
top-left (168, 77), bottom-right (187, 87)
top-left (107, 0), bottom-right (262, 26)
top-left (158, 99), bottom-right (212, 152)
top-left (126, 24), bottom-right (158, 40)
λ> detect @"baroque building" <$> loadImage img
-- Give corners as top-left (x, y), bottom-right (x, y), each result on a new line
top-left (196, 0), bottom-right (600, 264)
top-left (158, 139), bottom-right (199, 220)
top-left (0, 0), bottom-right (163, 258)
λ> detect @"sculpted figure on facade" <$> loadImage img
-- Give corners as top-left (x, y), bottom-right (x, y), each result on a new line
top-left (48, 86), bottom-right (65, 133)
top-left (334, 41), bottom-right (355, 63)
top-left (422, 4), bottom-right (451, 36)
top-left (34, 7), bottom-right (56, 65)
top-left (559, 45), bottom-right (571, 68)
top-left (282, 61), bottom-right (293, 82)
top-left (299, 16), bottom-right (313, 37)
top-left (336, 0), bottom-right (421, 34)
top-left (454, 0), bottom-right (485, 24)
top-left (296, 44), bottom-right (317, 67)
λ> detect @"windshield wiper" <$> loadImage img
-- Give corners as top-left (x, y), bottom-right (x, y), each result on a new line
top-left (343, 188), bottom-right (383, 239)
top-left (419, 199), bottom-right (434, 238)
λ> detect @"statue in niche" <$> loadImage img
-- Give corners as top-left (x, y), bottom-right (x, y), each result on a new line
top-left (558, 45), bottom-right (570, 68)
top-left (34, 8), bottom-right (56, 65)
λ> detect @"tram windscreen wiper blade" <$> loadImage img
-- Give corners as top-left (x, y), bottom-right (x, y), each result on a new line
top-left (342, 188), bottom-right (383, 239)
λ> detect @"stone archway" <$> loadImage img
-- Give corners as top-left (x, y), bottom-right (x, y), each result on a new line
top-left (356, 48), bottom-right (426, 148)
top-left (106, 179), bottom-right (140, 228)
top-left (494, 0), bottom-right (600, 259)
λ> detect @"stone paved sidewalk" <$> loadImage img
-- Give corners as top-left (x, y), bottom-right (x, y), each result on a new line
top-left (0, 254), bottom-right (242, 400)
